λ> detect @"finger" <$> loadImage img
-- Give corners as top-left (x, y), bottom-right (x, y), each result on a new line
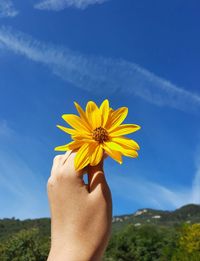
top-left (87, 158), bottom-right (107, 193)
top-left (51, 151), bottom-right (72, 172)
top-left (52, 154), bottom-right (64, 169)
top-left (103, 151), bottom-right (108, 160)
top-left (62, 150), bottom-right (73, 165)
top-left (62, 151), bottom-right (88, 179)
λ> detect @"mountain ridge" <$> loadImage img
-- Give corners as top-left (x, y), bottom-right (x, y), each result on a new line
top-left (112, 203), bottom-right (200, 231)
top-left (0, 204), bottom-right (200, 240)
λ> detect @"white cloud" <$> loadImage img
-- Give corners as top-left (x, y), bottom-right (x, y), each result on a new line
top-left (0, 120), bottom-right (49, 219)
top-left (107, 145), bottom-right (200, 211)
top-left (0, 149), bottom-right (49, 219)
top-left (109, 174), bottom-right (192, 211)
top-left (191, 151), bottom-right (200, 203)
top-left (192, 166), bottom-right (200, 204)
top-left (0, 26), bottom-right (200, 113)
top-left (0, 0), bottom-right (18, 17)
top-left (0, 120), bottom-right (14, 137)
top-left (34, 0), bottom-right (108, 10)
top-left (108, 163), bottom-right (200, 212)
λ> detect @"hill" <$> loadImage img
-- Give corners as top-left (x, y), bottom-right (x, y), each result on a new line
top-left (0, 204), bottom-right (200, 260)
top-left (112, 203), bottom-right (200, 231)
top-left (0, 204), bottom-right (200, 240)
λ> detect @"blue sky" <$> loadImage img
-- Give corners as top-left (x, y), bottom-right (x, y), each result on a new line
top-left (0, 0), bottom-right (200, 219)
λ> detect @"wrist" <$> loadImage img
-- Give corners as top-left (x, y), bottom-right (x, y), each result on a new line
top-left (48, 244), bottom-right (103, 261)
top-left (48, 248), bottom-right (91, 261)
top-left (48, 250), bottom-right (102, 261)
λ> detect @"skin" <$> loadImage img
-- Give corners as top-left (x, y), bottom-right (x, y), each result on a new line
top-left (47, 150), bottom-right (112, 261)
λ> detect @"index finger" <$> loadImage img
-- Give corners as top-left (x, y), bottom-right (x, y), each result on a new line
top-left (62, 150), bottom-right (73, 165)
top-left (51, 150), bottom-right (72, 177)
top-left (63, 151), bottom-right (88, 178)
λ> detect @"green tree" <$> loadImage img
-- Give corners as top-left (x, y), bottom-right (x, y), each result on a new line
top-left (104, 224), bottom-right (168, 261)
top-left (171, 223), bottom-right (200, 261)
top-left (0, 228), bottom-right (50, 261)
top-left (179, 223), bottom-right (200, 253)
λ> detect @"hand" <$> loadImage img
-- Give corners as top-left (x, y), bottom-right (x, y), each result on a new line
top-left (47, 151), bottom-right (112, 261)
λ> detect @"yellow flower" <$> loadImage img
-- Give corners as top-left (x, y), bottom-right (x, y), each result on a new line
top-left (55, 99), bottom-right (141, 171)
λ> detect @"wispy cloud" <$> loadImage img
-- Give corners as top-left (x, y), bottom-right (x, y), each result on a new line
top-left (108, 144), bottom-right (200, 212)
top-left (109, 174), bottom-right (192, 211)
top-left (0, 120), bottom-right (14, 137)
top-left (0, 120), bottom-right (48, 219)
top-left (0, 26), bottom-right (200, 113)
top-left (108, 163), bottom-right (200, 212)
top-left (34, 0), bottom-right (109, 10)
top-left (109, 143), bottom-right (200, 211)
top-left (0, 0), bottom-right (18, 17)
top-left (192, 150), bottom-right (200, 204)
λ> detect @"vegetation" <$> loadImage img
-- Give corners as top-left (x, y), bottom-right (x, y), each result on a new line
top-left (0, 228), bottom-right (49, 261)
top-left (104, 223), bottom-right (200, 261)
top-left (0, 204), bottom-right (200, 260)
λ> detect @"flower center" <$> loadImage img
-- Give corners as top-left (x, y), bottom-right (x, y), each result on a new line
top-left (92, 127), bottom-right (109, 143)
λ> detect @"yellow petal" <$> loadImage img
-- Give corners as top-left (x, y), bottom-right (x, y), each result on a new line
top-left (102, 142), bottom-right (122, 164)
top-left (100, 99), bottom-right (109, 127)
top-left (103, 107), bottom-right (113, 129)
top-left (90, 144), bottom-right (103, 166)
top-left (106, 141), bottom-right (138, 158)
top-left (106, 107), bottom-right (128, 131)
top-left (122, 149), bottom-right (138, 158)
top-left (109, 124), bottom-right (141, 137)
top-left (67, 140), bottom-right (85, 150)
top-left (56, 125), bottom-right (78, 135)
top-left (54, 140), bottom-right (84, 151)
top-left (111, 136), bottom-right (140, 150)
top-left (75, 143), bottom-right (92, 170)
top-left (74, 102), bottom-right (92, 130)
top-left (105, 141), bottom-right (122, 151)
top-left (62, 114), bottom-right (91, 133)
top-left (54, 144), bottom-right (70, 151)
top-left (71, 134), bottom-right (92, 141)
top-left (86, 101), bottom-right (101, 129)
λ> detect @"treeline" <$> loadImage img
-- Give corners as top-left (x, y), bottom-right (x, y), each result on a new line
top-left (0, 223), bottom-right (200, 260)
top-left (104, 223), bottom-right (200, 261)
